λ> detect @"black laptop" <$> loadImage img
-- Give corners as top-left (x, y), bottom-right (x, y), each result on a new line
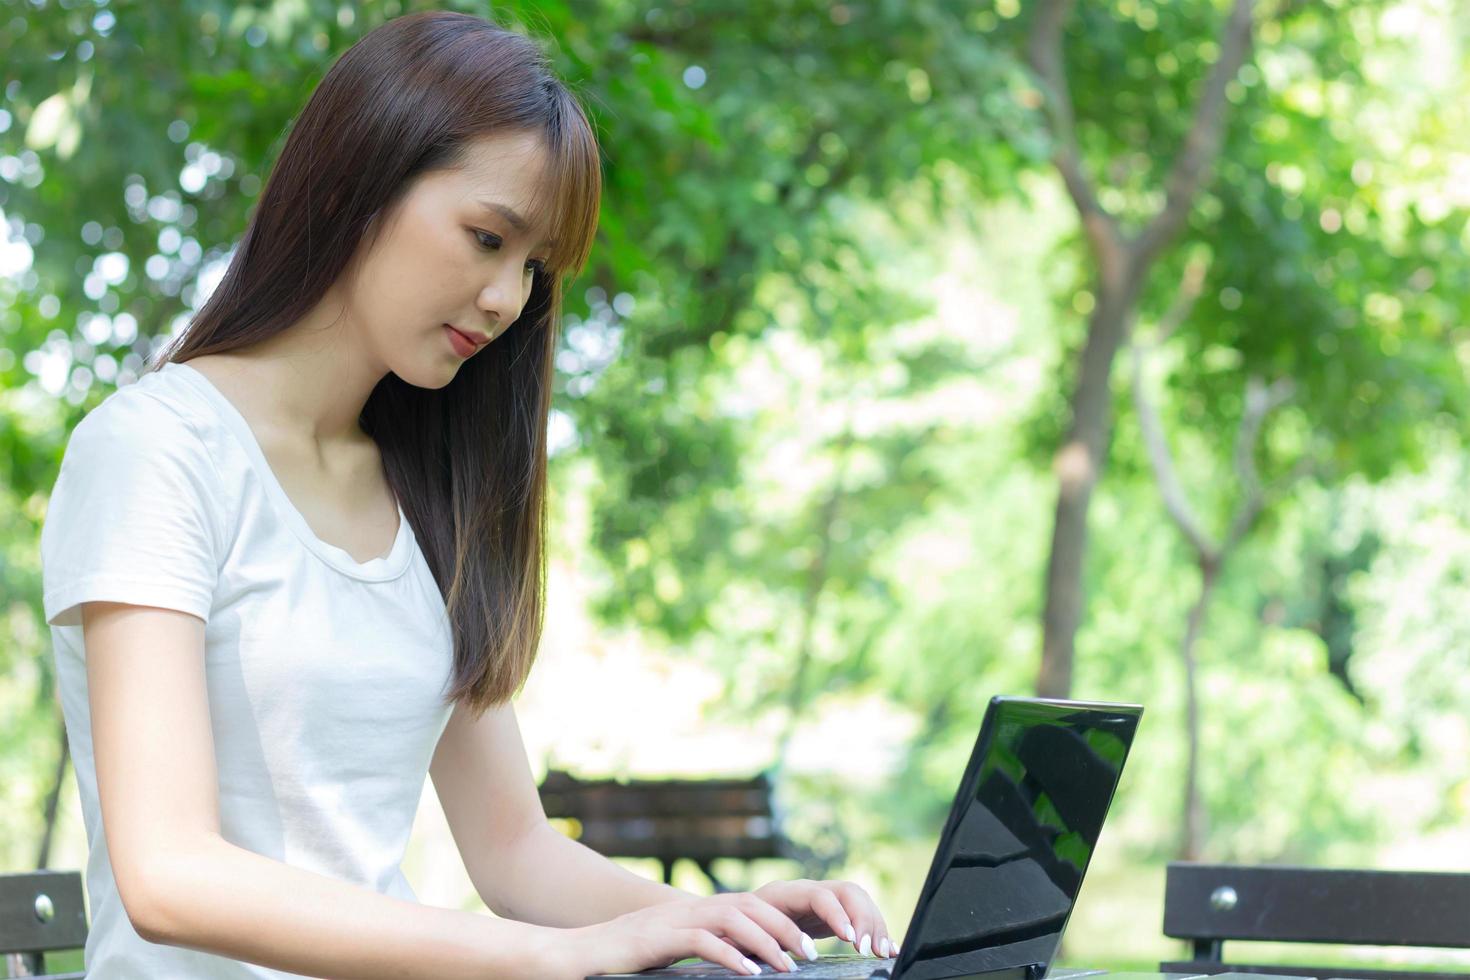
top-left (587, 696), bottom-right (1143, 980)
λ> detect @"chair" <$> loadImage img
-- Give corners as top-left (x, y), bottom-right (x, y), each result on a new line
top-left (0, 870), bottom-right (87, 978)
top-left (1160, 862), bottom-right (1470, 980)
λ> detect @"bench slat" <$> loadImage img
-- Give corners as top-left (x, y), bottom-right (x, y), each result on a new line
top-left (540, 775), bottom-right (776, 819)
top-left (538, 770), bottom-right (796, 875)
top-left (1161, 962), bottom-right (1470, 980)
top-left (0, 870), bottom-right (88, 955)
top-left (1163, 863), bottom-right (1470, 950)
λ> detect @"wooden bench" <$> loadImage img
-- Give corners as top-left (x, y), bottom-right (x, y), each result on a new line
top-left (0, 870), bottom-right (87, 978)
top-left (537, 768), bottom-right (842, 893)
top-left (1160, 862), bottom-right (1470, 980)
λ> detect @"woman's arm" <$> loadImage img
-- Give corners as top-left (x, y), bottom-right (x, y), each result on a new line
top-left (85, 601), bottom-right (563, 979)
top-left (430, 699), bottom-right (694, 926)
top-left (142, 831), bottom-right (563, 979)
top-left (426, 696), bottom-right (882, 971)
top-left (485, 819), bottom-right (690, 926)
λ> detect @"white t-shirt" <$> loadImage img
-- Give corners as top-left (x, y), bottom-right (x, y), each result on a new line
top-left (41, 359), bottom-right (457, 978)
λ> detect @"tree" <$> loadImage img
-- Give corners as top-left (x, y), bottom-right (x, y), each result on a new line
top-left (1129, 253), bottom-right (1306, 858)
top-left (0, 0), bottom-right (1035, 864)
top-left (1023, 0), bottom-right (1258, 697)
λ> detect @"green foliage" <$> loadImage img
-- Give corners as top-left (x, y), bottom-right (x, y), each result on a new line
top-left (4, 0), bottom-right (1470, 934)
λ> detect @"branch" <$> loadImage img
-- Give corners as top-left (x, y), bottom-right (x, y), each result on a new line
top-left (1231, 376), bottom-right (1294, 496)
top-left (1221, 375), bottom-right (1297, 552)
top-left (1138, 253), bottom-right (1209, 348)
top-left (1134, 0), bottom-right (1257, 268)
top-left (1223, 452), bottom-right (1315, 555)
top-left (1131, 339), bottom-right (1217, 563)
top-left (1130, 254), bottom-right (1219, 560)
top-left (1026, 0), bottom-right (1125, 267)
top-left (1135, 309), bottom-right (1305, 568)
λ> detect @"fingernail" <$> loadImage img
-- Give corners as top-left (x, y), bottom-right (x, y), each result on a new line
top-left (843, 923), bottom-right (856, 943)
top-left (880, 937), bottom-right (891, 957)
top-left (743, 957), bottom-right (763, 976)
top-left (782, 952), bottom-right (797, 972)
top-left (894, 940), bottom-right (902, 955)
top-left (859, 934), bottom-right (872, 957)
top-left (800, 934), bottom-right (819, 961)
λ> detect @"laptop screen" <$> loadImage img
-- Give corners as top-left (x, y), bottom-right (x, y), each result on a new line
top-left (894, 697), bottom-right (1142, 980)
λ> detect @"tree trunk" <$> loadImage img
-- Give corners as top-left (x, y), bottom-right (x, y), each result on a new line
top-left (1029, 0), bottom-right (1256, 697)
top-left (1179, 558), bottom-right (1219, 861)
top-left (1037, 276), bottom-right (1140, 697)
top-left (36, 717), bottom-right (69, 870)
top-left (775, 429), bottom-right (853, 766)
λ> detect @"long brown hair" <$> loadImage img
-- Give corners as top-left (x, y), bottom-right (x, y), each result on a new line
top-left (150, 11), bottom-right (602, 716)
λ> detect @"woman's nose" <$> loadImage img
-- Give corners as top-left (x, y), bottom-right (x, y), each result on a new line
top-left (478, 268), bottom-right (525, 324)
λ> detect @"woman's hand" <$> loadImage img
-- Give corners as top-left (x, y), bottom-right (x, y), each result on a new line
top-left (556, 890), bottom-right (820, 978)
top-left (753, 878), bottom-right (899, 960)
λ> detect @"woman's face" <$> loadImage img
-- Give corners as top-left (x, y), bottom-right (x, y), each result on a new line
top-left (343, 129), bottom-right (556, 387)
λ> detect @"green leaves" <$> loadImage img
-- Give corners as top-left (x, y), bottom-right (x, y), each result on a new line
top-left (8, 0), bottom-right (1470, 899)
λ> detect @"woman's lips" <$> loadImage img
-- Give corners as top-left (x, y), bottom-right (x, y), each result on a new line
top-left (446, 323), bottom-right (491, 345)
top-left (444, 324), bottom-right (481, 357)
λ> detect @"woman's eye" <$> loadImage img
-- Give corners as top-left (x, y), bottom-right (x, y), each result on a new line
top-left (473, 230), bottom-right (547, 278)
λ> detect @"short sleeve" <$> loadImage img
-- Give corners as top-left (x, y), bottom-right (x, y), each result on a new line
top-left (41, 390), bottom-right (226, 628)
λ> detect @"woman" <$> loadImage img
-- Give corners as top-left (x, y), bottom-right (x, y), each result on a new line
top-left (40, 10), bottom-right (897, 978)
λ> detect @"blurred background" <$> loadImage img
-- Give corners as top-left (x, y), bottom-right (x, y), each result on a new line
top-left (4, 0), bottom-right (1470, 974)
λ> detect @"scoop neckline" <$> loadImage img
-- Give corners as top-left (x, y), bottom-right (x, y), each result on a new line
top-left (163, 360), bottom-right (415, 582)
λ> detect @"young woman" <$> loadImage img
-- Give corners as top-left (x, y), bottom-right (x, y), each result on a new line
top-left (39, 11), bottom-right (897, 979)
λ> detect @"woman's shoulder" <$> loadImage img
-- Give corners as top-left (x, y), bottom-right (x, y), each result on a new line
top-left (65, 363), bottom-right (229, 477)
top-left (99, 359), bottom-right (225, 427)
top-left (43, 364), bottom-right (235, 630)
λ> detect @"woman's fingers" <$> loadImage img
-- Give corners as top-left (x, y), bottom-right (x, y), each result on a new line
top-left (804, 884), bottom-right (858, 948)
top-left (656, 883), bottom-right (901, 976)
top-left (689, 929), bottom-right (768, 977)
top-left (724, 892), bottom-right (818, 962)
top-left (701, 905), bottom-right (798, 974)
top-left (829, 881), bottom-right (895, 959)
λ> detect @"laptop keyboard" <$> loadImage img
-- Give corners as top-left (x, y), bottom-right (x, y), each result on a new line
top-left (591, 953), bottom-right (893, 978)
top-left (762, 954), bottom-right (891, 978)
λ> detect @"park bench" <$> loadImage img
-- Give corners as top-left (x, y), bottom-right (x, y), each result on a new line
top-left (0, 870), bottom-right (86, 978)
top-left (537, 768), bottom-right (843, 893)
top-left (1160, 862), bottom-right (1470, 980)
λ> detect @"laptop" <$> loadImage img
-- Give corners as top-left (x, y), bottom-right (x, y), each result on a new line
top-left (587, 696), bottom-right (1143, 980)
